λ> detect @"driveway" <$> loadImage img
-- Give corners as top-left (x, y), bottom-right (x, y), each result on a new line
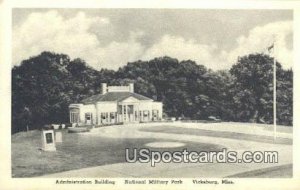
top-left (41, 122), bottom-right (292, 178)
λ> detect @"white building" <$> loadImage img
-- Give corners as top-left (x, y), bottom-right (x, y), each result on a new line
top-left (69, 83), bottom-right (163, 125)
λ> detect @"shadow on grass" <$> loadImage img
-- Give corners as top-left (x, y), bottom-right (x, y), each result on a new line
top-left (12, 129), bottom-right (224, 177)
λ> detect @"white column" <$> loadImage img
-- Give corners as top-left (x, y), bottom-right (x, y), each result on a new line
top-left (121, 104), bottom-right (124, 122)
top-left (136, 104), bottom-right (139, 121)
top-left (133, 104), bottom-right (135, 121)
top-left (125, 104), bottom-right (128, 122)
top-left (98, 112), bottom-right (100, 124)
top-left (138, 105), bottom-right (140, 121)
top-left (149, 109), bottom-right (152, 122)
top-left (160, 105), bottom-right (163, 120)
top-left (99, 112), bottom-right (101, 124)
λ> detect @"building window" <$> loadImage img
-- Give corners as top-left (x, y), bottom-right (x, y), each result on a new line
top-left (139, 111), bottom-right (143, 119)
top-left (85, 113), bottom-right (92, 124)
top-left (70, 111), bottom-right (79, 123)
top-left (110, 112), bottom-right (115, 119)
top-left (143, 110), bottom-right (149, 116)
top-left (128, 105), bottom-right (133, 114)
top-left (85, 113), bottom-right (91, 120)
top-left (101, 113), bottom-right (106, 122)
top-left (109, 112), bottom-right (116, 123)
top-left (101, 113), bottom-right (105, 119)
top-left (153, 110), bottom-right (159, 120)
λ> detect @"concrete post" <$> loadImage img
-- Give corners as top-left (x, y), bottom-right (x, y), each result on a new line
top-left (41, 130), bottom-right (56, 151)
top-left (55, 131), bottom-right (62, 143)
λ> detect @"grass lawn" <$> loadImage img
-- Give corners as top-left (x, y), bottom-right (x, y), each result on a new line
top-left (140, 126), bottom-right (292, 145)
top-left (263, 125), bottom-right (293, 134)
top-left (12, 129), bottom-right (224, 177)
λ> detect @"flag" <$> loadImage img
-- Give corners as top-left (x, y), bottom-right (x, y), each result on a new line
top-left (267, 43), bottom-right (274, 52)
top-left (265, 43), bottom-right (274, 55)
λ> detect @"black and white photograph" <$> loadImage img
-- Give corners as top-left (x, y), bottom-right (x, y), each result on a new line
top-left (1, 0), bottom-right (300, 190)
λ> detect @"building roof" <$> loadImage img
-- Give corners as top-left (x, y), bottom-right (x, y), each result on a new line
top-left (80, 92), bottom-right (152, 104)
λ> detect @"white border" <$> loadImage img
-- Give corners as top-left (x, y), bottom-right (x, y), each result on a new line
top-left (1, 0), bottom-right (300, 189)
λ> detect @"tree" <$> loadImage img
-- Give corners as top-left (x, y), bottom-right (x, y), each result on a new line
top-left (12, 52), bottom-right (293, 133)
top-left (276, 69), bottom-right (293, 125)
top-left (12, 52), bottom-right (71, 132)
top-left (230, 53), bottom-right (292, 125)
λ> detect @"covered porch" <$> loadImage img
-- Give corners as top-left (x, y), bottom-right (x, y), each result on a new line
top-left (117, 103), bottom-right (157, 123)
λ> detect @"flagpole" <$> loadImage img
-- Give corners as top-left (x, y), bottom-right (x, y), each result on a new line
top-left (273, 35), bottom-right (277, 141)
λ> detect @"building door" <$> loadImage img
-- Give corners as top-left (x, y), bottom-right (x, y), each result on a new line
top-left (128, 105), bottom-right (134, 122)
top-left (70, 109), bottom-right (80, 123)
top-left (85, 113), bottom-right (92, 125)
top-left (143, 110), bottom-right (149, 122)
top-left (135, 111), bottom-right (138, 121)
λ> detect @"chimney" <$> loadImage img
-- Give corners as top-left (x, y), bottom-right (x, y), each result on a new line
top-left (129, 83), bottom-right (134, 93)
top-left (101, 83), bottom-right (107, 94)
top-left (59, 57), bottom-right (63, 65)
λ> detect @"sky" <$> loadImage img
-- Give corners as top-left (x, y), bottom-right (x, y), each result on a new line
top-left (12, 9), bottom-right (293, 70)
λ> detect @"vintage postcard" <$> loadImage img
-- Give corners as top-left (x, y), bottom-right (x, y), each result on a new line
top-left (0, 0), bottom-right (300, 189)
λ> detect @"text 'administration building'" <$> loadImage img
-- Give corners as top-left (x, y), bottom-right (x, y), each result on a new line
top-left (69, 83), bottom-right (163, 125)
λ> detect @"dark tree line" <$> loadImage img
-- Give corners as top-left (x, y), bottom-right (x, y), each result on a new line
top-left (12, 51), bottom-right (293, 133)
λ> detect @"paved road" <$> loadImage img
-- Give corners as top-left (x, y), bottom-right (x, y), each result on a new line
top-left (41, 122), bottom-right (292, 178)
